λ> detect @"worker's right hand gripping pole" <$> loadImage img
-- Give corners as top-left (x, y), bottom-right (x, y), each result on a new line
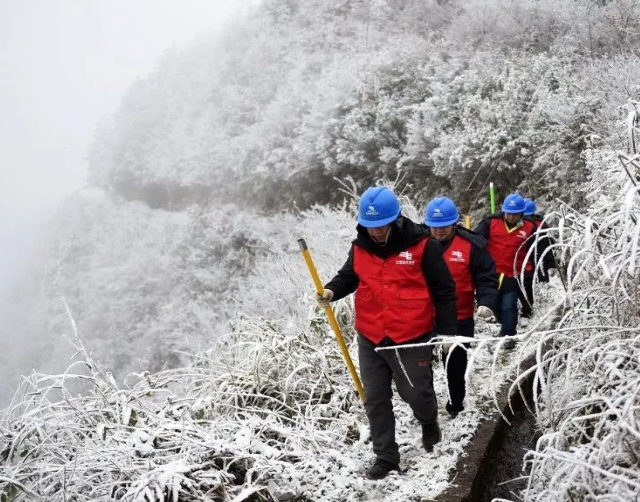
top-left (298, 238), bottom-right (365, 401)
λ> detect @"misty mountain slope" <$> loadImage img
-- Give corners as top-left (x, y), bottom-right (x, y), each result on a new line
top-left (88, 0), bottom-right (640, 212)
top-left (12, 191), bottom-right (310, 377)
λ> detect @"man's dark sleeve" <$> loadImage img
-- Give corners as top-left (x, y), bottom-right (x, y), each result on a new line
top-left (422, 239), bottom-right (457, 335)
top-left (538, 223), bottom-right (557, 269)
top-left (474, 218), bottom-right (490, 238)
top-left (534, 223), bottom-right (557, 281)
top-left (471, 246), bottom-right (499, 312)
top-left (324, 246), bottom-right (359, 301)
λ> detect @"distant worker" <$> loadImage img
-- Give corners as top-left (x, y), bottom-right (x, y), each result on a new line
top-left (424, 197), bottom-right (499, 417)
top-left (521, 199), bottom-right (557, 317)
top-left (518, 199), bottom-right (537, 319)
top-left (474, 194), bottom-right (537, 346)
top-left (316, 187), bottom-right (457, 480)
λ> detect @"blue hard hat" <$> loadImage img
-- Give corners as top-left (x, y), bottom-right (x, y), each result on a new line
top-left (358, 187), bottom-right (401, 228)
top-left (502, 193), bottom-right (526, 214)
top-left (524, 199), bottom-right (537, 216)
top-left (424, 197), bottom-right (459, 227)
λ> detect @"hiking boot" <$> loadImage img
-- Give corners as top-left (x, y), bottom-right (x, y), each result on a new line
top-left (366, 459), bottom-right (399, 480)
top-left (446, 402), bottom-right (464, 419)
top-left (504, 337), bottom-right (517, 350)
top-left (422, 423), bottom-right (441, 452)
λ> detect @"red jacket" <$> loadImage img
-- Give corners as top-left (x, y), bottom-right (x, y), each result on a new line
top-left (353, 238), bottom-right (434, 343)
top-left (486, 218), bottom-right (536, 277)
top-left (443, 235), bottom-right (474, 319)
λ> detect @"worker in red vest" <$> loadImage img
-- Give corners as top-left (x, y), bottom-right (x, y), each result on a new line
top-left (519, 199), bottom-right (557, 318)
top-left (524, 199), bottom-right (557, 282)
top-left (517, 198), bottom-right (537, 319)
top-left (474, 193), bottom-right (537, 346)
top-left (316, 187), bottom-right (457, 480)
top-left (423, 197), bottom-right (499, 418)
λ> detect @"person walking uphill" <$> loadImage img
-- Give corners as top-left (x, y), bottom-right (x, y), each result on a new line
top-left (518, 199), bottom-right (557, 318)
top-left (474, 193), bottom-right (537, 348)
top-left (517, 198), bottom-right (538, 319)
top-left (524, 199), bottom-right (557, 284)
top-left (423, 197), bottom-right (499, 418)
top-left (316, 187), bottom-right (457, 480)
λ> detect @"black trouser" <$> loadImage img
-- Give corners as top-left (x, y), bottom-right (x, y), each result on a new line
top-left (358, 333), bottom-right (437, 465)
top-left (517, 273), bottom-right (534, 317)
top-left (443, 317), bottom-right (474, 408)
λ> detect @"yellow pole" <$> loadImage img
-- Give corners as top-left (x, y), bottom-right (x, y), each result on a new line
top-left (464, 215), bottom-right (471, 229)
top-left (298, 238), bottom-right (365, 401)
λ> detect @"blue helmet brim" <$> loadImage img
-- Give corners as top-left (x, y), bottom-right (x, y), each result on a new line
top-left (358, 210), bottom-right (401, 228)
top-left (425, 216), bottom-right (458, 227)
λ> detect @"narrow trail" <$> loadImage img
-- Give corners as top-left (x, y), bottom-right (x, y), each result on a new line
top-left (433, 280), bottom-right (563, 502)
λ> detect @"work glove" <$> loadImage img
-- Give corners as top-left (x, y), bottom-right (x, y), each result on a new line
top-left (476, 306), bottom-right (494, 319)
top-left (436, 334), bottom-right (454, 357)
top-left (547, 268), bottom-right (557, 277)
top-left (315, 289), bottom-right (334, 308)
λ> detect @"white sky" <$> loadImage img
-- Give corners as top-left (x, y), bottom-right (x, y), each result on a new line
top-left (0, 0), bottom-right (242, 285)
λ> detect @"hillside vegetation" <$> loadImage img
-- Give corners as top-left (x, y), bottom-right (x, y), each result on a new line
top-left (89, 0), bottom-right (640, 211)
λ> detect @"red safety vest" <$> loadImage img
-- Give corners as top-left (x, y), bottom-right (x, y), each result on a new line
top-left (353, 238), bottom-right (433, 344)
top-left (487, 218), bottom-right (536, 277)
top-left (443, 235), bottom-right (474, 319)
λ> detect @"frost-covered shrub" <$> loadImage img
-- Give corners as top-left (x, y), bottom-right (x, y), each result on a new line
top-left (86, 0), bottom-right (640, 215)
top-left (445, 0), bottom-right (640, 56)
top-left (509, 149), bottom-right (640, 501)
top-left (0, 300), bottom-right (357, 502)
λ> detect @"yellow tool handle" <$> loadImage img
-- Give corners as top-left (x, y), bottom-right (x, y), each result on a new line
top-left (298, 238), bottom-right (365, 401)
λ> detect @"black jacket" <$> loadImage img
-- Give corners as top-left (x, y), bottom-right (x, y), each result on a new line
top-left (325, 215), bottom-right (457, 336)
top-left (424, 225), bottom-right (499, 314)
top-left (525, 215), bottom-right (557, 281)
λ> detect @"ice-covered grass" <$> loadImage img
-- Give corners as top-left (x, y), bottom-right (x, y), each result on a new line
top-left (507, 151), bottom-right (640, 502)
top-left (0, 304), bottom-right (539, 502)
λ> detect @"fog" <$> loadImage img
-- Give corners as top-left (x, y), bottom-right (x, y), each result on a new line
top-left (0, 0), bottom-right (243, 403)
